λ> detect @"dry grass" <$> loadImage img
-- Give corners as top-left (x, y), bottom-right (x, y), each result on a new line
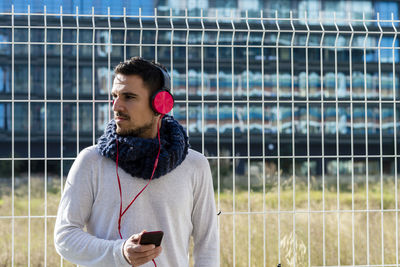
top-left (217, 176), bottom-right (400, 267)
top-left (0, 176), bottom-right (399, 266)
top-left (0, 177), bottom-right (74, 267)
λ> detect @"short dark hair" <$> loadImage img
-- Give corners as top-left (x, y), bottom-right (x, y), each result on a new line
top-left (114, 57), bottom-right (167, 97)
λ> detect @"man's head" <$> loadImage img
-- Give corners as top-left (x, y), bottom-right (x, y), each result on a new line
top-left (111, 57), bottom-right (167, 138)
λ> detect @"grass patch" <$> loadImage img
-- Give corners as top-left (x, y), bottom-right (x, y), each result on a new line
top-left (217, 182), bottom-right (400, 267)
top-left (0, 177), bottom-right (399, 266)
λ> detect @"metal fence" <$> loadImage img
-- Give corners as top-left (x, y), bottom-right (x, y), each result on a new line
top-left (0, 5), bottom-right (399, 266)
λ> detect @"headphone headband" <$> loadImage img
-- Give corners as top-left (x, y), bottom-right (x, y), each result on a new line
top-left (155, 65), bottom-right (171, 92)
top-left (151, 64), bottom-right (174, 115)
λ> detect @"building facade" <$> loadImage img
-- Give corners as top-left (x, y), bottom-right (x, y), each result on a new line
top-left (0, 0), bottom-right (399, 176)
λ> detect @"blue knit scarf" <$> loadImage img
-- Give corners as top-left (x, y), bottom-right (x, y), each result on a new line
top-left (97, 115), bottom-right (189, 180)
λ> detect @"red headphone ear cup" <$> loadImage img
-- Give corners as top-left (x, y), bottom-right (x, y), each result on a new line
top-left (152, 91), bottom-right (174, 114)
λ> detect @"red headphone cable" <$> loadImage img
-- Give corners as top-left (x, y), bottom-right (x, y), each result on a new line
top-left (116, 114), bottom-right (164, 267)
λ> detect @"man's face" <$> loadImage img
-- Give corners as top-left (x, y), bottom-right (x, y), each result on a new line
top-left (111, 74), bottom-right (158, 138)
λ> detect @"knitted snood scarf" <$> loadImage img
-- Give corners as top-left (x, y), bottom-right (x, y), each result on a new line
top-left (97, 115), bottom-right (189, 180)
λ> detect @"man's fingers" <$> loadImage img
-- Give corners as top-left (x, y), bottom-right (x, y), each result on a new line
top-left (129, 246), bottom-right (162, 266)
top-left (126, 244), bottom-right (156, 254)
top-left (130, 234), bottom-right (140, 243)
top-left (129, 230), bottom-right (146, 243)
top-left (131, 246), bottom-right (162, 260)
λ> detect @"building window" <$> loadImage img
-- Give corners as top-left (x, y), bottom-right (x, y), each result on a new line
top-left (0, 30), bottom-right (10, 55)
top-left (209, 0), bottom-right (237, 9)
top-left (0, 103), bottom-right (11, 131)
top-left (14, 65), bottom-right (28, 95)
top-left (266, 0), bottom-right (292, 17)
top-left (0, 66), bottom-right (11, 94)
top-left (47, 66), bottom-right (61, 97)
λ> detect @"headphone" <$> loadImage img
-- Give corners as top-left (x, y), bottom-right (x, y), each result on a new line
top-left (150, 65), bottom-right (174, 115)
top-left (111, 65), bottom-right (174, 115)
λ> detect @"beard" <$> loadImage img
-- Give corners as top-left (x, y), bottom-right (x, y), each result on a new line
top-left (115, 113), bottom-right (157, 138)
top-left (116, 122), bottom-right (154, 137)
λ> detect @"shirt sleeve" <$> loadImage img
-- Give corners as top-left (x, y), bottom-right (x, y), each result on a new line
top-left (191, 155), bottom-right (220, 267)
top-left (54, 148), bottom-right (130, 267)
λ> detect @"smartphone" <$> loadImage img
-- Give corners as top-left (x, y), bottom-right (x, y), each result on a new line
top-left (139, 231), bottom-right (164, 247)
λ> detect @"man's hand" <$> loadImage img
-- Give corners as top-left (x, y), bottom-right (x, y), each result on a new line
top-left (123, 230), bottom-right (162, 266)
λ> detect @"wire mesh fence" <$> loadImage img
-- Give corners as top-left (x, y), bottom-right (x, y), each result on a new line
top-left (0, 5), bottom-right (399, 266)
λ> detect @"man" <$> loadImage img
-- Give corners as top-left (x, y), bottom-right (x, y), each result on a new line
top-left (54, 57), bottom-right (219, 266)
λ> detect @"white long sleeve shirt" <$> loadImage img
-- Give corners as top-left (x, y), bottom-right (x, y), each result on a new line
top-left (54, 146), bottom-right (219, 267)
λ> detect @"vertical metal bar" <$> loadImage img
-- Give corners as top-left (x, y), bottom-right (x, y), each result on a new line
top-left (245, 11), bottom-right (251, 267)
top-left (200, 9), bottom-right (205, 154)
top-left (230, 10), bottom-right (236, 266)
top-left (215, 10), bottom-right (221, 266)
top-left (185, 9), bottom-right (189, 137)
top-left (333, 12), bottom-right (340, 266)
top-left (59, 6), bottom-right (64, 265)
top-left (304, 11), bottom-right (311, 267)
top-left (92, 7), bottom-right (95, 146)
top-left (260, 10), bottom-right (266, 267)
top-left (275, 10), bottom-right (283, 264)
top-left (139, 8), bottom-right (142, 57)
top-left (319, 11), bottom-right (326, 266)
top-left (76, 6), bottom-right (80, 156)
top-left (348, 12), bottom-right (355, 266)
top-left (123, 7), bottom-right (127, 61)
top-left (289, 10), bottom-right (295, 266)
top-left (27, 6), bottom-right (31, 266)
top-left (43, 6), bottom-right (48, 266)
top-left (362, 12), bottom-right (370, 265)
top-left (154, 8), bottom-right (158, 62)
top-left (169, 8), bottom-right (174, 97)
top-left (11, 4), bottom-right (15, 266)
top-left (391, 12), bottom-right (398, 267)
top-left (376, 12), bottom-right (385, 266)
top-left (107, 7), bottom-right (111, 122)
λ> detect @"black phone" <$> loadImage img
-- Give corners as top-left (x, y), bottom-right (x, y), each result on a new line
top-left (139, 231), bottom-right (164, 247)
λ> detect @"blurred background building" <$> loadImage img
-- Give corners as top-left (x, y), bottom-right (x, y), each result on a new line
top-left (0, 0), bottom-right (399, 176)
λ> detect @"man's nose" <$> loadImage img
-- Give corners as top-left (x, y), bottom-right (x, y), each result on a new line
top-left (112, 97), bottom-right (122, 112)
